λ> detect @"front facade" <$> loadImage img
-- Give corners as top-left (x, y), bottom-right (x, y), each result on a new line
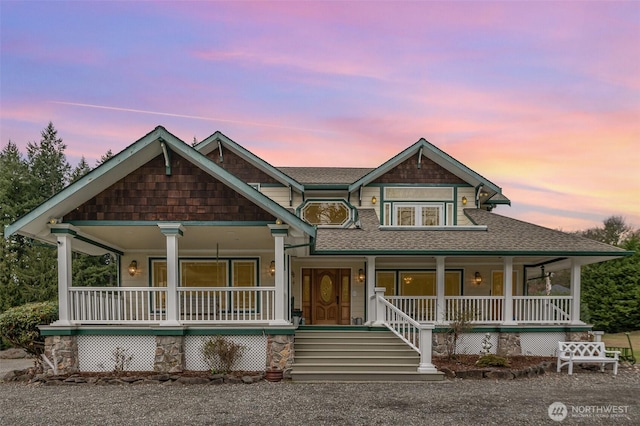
top-left (5, 126), bottom-right (631, 375)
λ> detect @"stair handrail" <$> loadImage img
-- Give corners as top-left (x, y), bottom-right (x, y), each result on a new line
top-left (375, 288), bottom-right (438, 374)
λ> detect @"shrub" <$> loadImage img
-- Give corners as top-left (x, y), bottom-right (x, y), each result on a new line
top-left (476, 354), bottom-right (511, 368)
top-left (0, 301), bottom-right (58, 356)
top-left (202, 336), bottom-right (245, 373)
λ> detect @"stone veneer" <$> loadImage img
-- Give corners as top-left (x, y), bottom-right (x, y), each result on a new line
top-left (154, 336), bottom-right (185, 373)
top-left (497, 332), bottom-right (522, 357)
top-left (266, 334), bottom-right (294, 378)
top-left (43, 335), bottom-right (79, 375)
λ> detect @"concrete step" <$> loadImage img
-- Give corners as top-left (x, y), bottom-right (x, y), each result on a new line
top-left (291, 328), bottom-right (443, 382)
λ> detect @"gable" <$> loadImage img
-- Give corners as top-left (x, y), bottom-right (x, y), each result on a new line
top-left (206, 147), bottom-right (281, 185)
top-left (64, 153), bottom-right (277, 222)
top-left (372, 155), bottom-right (467, 185)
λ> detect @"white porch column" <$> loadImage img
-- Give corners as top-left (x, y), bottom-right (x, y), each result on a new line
top-left (269, 224), bottom-right (289, 325)
top-left (436, 256), bottom-right (446, 324)
top-left (159, 223), bottom-right (184, 326)
top-left (365, 256), bottom-right (376, 325)
top-left (52, 230), bottom-right (74, 326)
top-left (570, 259), bottom-right (583, 324)
top-left (502, 256), bottom-right (516, 325)
top-left (417, 324), bottom-right (438, 373)
top-left (373, 286), bottom-right (387, 326)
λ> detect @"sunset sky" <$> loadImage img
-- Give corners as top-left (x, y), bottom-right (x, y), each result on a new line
top-left (1, 1), bottom-right (638, 232)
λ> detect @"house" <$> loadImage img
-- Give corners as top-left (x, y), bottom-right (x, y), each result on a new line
top-left (5, 126), bottom-right (631, 380)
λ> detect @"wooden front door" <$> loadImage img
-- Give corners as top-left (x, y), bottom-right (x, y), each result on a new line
top-left (302, 268), bottom-right (351, 325)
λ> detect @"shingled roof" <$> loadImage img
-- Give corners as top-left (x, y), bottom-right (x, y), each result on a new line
top-left (278, 167), bottom-right (374, 185)
top-left (313, 208), bottom-right (631, 257)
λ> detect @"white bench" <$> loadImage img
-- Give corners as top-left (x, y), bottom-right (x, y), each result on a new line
top-left (557, 342), bottom-right (620, 375)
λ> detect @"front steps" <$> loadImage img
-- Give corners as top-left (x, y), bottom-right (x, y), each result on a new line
top-left (291, 327), bottom-right (444, 382)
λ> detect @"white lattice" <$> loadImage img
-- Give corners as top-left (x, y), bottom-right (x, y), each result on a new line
top-left (456, 333), bottom-right (498, 355)
top-left (77, 335), bottom-right (155, 372)
top-left (520, 332), bottom-right (565, 356)
top-left (185, 335), bottom-right (267, 371)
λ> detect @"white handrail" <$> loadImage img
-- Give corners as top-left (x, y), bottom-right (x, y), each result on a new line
top-left (378, 295), bottom-right (422, 352)
top-left (178, 286), bottom-right (276, 323)
top-left (385, 296), bottom-right (437, 322)
top-left (513, 296), bottom-right (571, 323)
top-left (69, 287), bottom-right (167, 324)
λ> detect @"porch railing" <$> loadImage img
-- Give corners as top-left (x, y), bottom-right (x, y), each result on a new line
top-left (69, 287), bottom-right (167, 324)
top-left (177, 287), bottom-right (276, 323)
top-left (386, 296), bottom-right (437, 322)
top-left (376, 290), bottom-right (437, 374)
top-left (384, 295), bottom-right (573, 324)
top-left (445, 296), bottom-right (504, 323)
top-left (513, 296), bottom-right (571, 323)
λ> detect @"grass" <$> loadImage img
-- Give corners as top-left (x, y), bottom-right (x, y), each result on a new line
top-left (601, 330), bottom-right (639, 362)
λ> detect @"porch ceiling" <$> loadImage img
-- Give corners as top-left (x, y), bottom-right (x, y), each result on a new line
top-left (75, 225), bottom-right (274, 252)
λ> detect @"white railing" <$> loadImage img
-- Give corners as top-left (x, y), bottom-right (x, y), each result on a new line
top-left (513, 296), bottom-right (572, 323)
top-left (445, 296), bottom-right (504, 323)
top-left (69, 287), bottom-right (167, 324)
top-left (386, 296), bottom-right (437, 322)
top-left (379, 296), bottom-right (422, 352)
top-left (375, 289), bottom-right (437, 374)
top-left (178, 287), bottom-right (276, 323)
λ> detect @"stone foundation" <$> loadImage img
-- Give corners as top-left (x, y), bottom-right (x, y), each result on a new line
top-left (432, 333), bottom-right (448, 357)
top-left (565, 331), bottom-right (592, 342)
top-left (43, 335), bottom-right (79, 375)
top-left (266, 334), bottom-right (294, 378)
top-left (497, 332), bottom-right (522, 357)
top-left (154, 336), bottom-right (185, 373)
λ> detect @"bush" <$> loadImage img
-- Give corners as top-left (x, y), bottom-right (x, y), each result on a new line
top-left (0, 301), bottom-right (58, 356)
top-left (476, 354), bottom-right (511, 368)
top-left (202, 336), bottom-right (245, 373)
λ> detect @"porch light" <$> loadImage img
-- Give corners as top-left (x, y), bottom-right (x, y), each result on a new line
top-left (462, 196), bottom-right (467, 205)
top-left (357, 269), bottom-right (365, 283)
top-left (269, 260), bottom-right (276, 277)
top-left (128, 260), bottom-right (138, 276)
top-left (474, 271), bottom-right (482, 285)
top-left (371, 196), bottom-right (377, 204)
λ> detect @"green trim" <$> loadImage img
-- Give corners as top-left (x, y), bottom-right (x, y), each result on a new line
top-left (74, 234), bottom-right (124, 256)
top-left (159, 227), bottom-right (184, 236)
top-left (196, 131), bottom-right (305, 193)
top-left (311, 248), bottom-right (633, 257)
top-left (39, 326), bottom-right (296, 336)
top-left (296, 325), bottom-right (388, 332)
top-left (432, 325), bottom-right (593, 333)
top-left (67, 220), bottom-right (274, 227)
top-left (348, 139), bottom-right (507, 200)
top-left (51, 227), bottom-right (124, 255)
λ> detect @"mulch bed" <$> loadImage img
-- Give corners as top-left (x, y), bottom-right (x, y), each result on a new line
top-left (433, 355), bottom-right (557, 379)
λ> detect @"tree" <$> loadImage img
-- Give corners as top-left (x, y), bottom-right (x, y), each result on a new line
top-left (96, 149), bottom-right (114, 166)
top-left (580, 217), bottom-right (640, 332)
top-left (26, 122), bottom-right (71, 198)
top-left (69, 156), bottom-right (91, 183)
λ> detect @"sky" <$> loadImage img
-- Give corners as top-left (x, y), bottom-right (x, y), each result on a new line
top-left (1, 1), bottom-right (639, 232)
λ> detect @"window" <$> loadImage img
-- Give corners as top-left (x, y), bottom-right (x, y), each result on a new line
top-left (393, 203), bottom-right (443, 226)
top-left (301, 201), bottom-right (351, 226)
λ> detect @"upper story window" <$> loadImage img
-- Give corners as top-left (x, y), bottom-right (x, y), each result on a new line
top-left (394, 203), bottom-right (444, 226)
top-left (301, 200), bottom-right (351, 227)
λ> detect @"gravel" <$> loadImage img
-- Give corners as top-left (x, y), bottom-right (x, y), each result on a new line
top-left (1, 368), bottom-right (638, 425)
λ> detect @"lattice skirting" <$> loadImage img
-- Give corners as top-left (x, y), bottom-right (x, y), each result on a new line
top-left (456, 333), bottom-right (499, 355)
top-left (520, 332), bottom-right (566, 356)
top-left (185, 335), bottom-right (268, 371)
top-left (77, 335), bottom-right (156, 372)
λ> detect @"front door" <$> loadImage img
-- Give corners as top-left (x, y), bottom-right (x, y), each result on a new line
top-left (302, 268), bottom-right (351, 325)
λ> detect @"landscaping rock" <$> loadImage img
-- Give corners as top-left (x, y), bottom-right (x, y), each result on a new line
top-left (484, 371), bottom-right (515, 380)
top-left (455, 369), bottom-right (486, 379)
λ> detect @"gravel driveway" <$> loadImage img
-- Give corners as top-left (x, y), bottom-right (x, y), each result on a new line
top-left (1, 369), bottom-right (638, 425)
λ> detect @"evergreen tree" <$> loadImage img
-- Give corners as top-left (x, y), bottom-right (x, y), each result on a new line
top-left (96, 149), bottom-right (113, 166)
top-left (69, 156), bottom-right (91, 183)
top-left (580, 217), bottom-right (640, 332)
top-left (26, 122), bottom-right (70, 198)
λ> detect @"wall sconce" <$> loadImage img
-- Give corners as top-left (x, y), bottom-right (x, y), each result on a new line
top-left (357, 269), bottom-right (365, 283)
top-left (269, 260), bottom-right (276, 277)
top-left (462, 196), bottom-right (467, 205)
top-left (403, 276), bottom-right (413, 284)
top-left (474, 271), bottom-right (483, 285)
top-left (371, 196), bottom-right (377, 204)
top-left (128, 260), bottom-right (138, 277)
